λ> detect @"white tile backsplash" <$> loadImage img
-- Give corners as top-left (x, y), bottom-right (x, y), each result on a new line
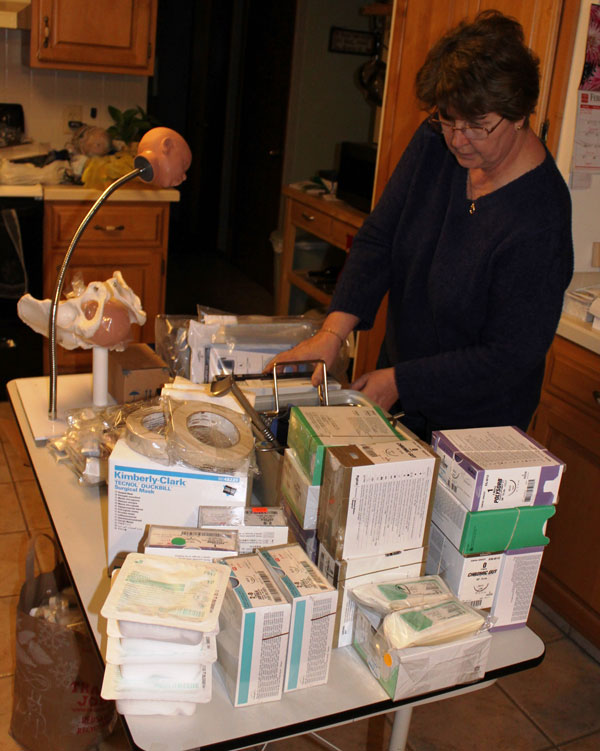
top-left (0, 28), bottom-right (147, 150)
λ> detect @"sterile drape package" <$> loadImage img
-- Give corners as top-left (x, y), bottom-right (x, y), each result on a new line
top-left (349, 575), bottom-right (453, 616)
top-left (143, 525), bottom-right (239, 560)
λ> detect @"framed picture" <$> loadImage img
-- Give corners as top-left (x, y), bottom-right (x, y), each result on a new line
top-left (329, 27), bottom-right (376, 56)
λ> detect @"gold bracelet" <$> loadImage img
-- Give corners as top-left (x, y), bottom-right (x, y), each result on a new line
top-left (320, 326), bottom-right (345, 344)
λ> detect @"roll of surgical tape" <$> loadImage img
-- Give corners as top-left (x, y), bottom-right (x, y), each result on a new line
top-left (125, 406), bottom-right (170, 464)
top-left (169, 400), bottom-right (254, 471)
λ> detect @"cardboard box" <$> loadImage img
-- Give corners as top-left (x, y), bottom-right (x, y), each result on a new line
top-left (352, 606), bottom-right (491, 700)
top-left (108, 343), bottom-right (171, 403)
top-left (198, 506), bottom-right (289, 554)
top-left (216, 554), bottom-right (291, 706)
top-left (318, 440), bottom-right (437, 560)
top-left (107, 438), bottom-right (249, 569)
top-left (287, 405), bottom-right (403, 485)
top-left (317, 543), bottom-right (425, 647)
top-left (432, 481), bottom-right (556, 554)
top-left (259, 543), bottom-right (337, 692)
top-left (426, 523), bottom-right (544, 628)
top-left (281, 497), bottom-right (319, 563)
top-left (432, 426), bottom-right (565, 511)
top-left (280, 448), bottom-right (320, 530)
top-left (143, 525), bottom-right (239, 560)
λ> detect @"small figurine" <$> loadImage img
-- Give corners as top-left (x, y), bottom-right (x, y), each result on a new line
top-left (134, 127), bottom-right (192, 187)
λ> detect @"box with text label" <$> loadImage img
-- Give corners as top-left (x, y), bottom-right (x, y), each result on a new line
top-left (107, 439), bottom-right (249, 569)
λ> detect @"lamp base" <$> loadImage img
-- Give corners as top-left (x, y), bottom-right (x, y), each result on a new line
top-left (16, 373), bottom-right (115, 442)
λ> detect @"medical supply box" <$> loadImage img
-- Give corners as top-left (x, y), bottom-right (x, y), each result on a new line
top-left (431, 481), bottom-right (556, 555)
top-left (280, 448), bottom-right (320, 529)
top-left (352, 605), bottom-right (492, 701)
top-left (281, 498), bottom-right (319, 563)
top-left (198, 506), bottom-right (289, 554)
top-left (143, 525), bottom-right (239, 560)
top-left (287, 404), bottom-right (404, 485)
top-left (317, 543), bottom-right (425, 647)
top-left (318, 439), bottom-right (438, 560)
top-left (108, 343), bottom-right (171, 404)
top-left (426, 523), bottom-right (544, 629)
top-left (216, 554), bottom-right (291, 707)
top-left (108, 438), bottom-right (250, 569)
top-left (258, 543), bottom-right (337, 692)
top-left (432, 426), bottom-right (565, 511)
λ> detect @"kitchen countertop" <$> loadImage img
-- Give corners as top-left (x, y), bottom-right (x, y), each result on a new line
top-left (0, 183), bottom-right (180, 201)
top-left (557, 271), bottom-right (600, 356)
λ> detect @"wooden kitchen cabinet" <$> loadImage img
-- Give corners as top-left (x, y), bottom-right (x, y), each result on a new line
top-left (528, 335), bottom-right (600, 648)
top-left (25, 0), bottom-right (157, 75)
top-left (42, 199), bottom-right (169, 373)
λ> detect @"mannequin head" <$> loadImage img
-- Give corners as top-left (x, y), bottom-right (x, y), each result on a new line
top-left (135, 127), bottom-right (192, 187)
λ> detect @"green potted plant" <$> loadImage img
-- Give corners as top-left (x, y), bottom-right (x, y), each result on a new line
top-left (106, 105), bottom-right (159, 151)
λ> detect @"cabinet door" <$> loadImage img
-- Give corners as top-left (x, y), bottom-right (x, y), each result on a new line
top-left (29, 0), bottom-right (157, 75)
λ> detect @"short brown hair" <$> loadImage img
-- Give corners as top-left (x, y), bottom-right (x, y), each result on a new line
top-left (415, 10), bottom-right (540, 122)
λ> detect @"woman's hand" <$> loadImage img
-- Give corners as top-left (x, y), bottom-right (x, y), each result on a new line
top-left (263, 330), bottom-right (342, 387)
top-left (351, 367), bottom-right (399, 411)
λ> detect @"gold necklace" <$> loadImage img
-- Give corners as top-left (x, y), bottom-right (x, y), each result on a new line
top-left (467, 172), bottom-right (476, 215)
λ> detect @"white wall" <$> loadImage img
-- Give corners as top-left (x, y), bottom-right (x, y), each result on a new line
top-left (556, 0), bottom-right (600, 271)
top-left (283, 0), bottom-right (375, 185)
top-left (0, 28), bottom-right (147, 150)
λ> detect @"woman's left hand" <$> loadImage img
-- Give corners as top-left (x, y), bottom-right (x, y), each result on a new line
top-left (350, 367), bottom-right (399, 411)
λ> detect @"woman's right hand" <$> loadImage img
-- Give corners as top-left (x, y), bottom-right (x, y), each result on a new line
top-left (263, 329), bottom-right (342, 387)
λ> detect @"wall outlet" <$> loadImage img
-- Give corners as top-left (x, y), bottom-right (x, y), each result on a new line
top-left (63, 105), bottom-right (83, 135)
top-left (592, 242), bottom-right (600, 268)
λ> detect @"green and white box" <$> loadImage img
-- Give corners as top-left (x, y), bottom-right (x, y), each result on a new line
top-left (287, 405), bottom-right (403, 485)
top-left (199, 506), bottom-right (289, 554)
top-left (108, 438), bottom-right (249, 568)
top-left (259, 543), bottom-right (337, 692)
top-left (317, 543), bottom-right (425, 647)
top-left (432, 481), bottom-right (556, 554)
top-left (318, 440), bottom-right (437, 560)
top-left (280, 448), bottom-right (320, 530)
top-left (143, 525), bottom-right (238, 560)
top-left (216, 554), bottom-right (291, 706)
top-left (432, 426), bottom-right (564, 511)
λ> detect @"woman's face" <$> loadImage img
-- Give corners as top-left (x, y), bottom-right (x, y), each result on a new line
top-left (441, 110), bottom-right (524, 173)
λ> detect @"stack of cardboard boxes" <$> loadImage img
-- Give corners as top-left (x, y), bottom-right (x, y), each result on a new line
top-left (279, 404), bottom-right (439, 647)
top-left (426, 426), bottom-right (564, 630)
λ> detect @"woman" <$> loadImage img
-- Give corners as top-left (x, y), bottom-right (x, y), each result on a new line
top-left (269, 10), bottom-right (573, 441)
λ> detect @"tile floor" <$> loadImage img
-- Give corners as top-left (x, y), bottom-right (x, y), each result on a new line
top-left (1, 399), bottom-right (600, 751)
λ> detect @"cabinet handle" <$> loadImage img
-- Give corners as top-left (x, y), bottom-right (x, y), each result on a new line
top-left (301, 212), bottom-right (315, 222)
top-left (594, 390), bottom-right (600, 406)
top-left (42, 16), bottom-right (50, 48)
top-left (93, 224), bottom-right (125, 232)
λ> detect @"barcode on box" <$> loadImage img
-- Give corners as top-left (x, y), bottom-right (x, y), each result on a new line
top-left (259, 570), bottom-right (282, 602)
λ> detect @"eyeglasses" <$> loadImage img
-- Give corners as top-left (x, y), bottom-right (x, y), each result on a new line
top-left (428, 112), bottom-right (504, 140)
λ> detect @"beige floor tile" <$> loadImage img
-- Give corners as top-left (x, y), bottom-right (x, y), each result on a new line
top-left (407, 682), bottom-right (552, 751)
top-left (558, 731), bottom-right (600, 750)
top-left (499, 638), bottom-right (600, 745)
top-left (14, 479), bottom-right (50, 531)
top-left (31, 530), bottom-right (59, 576)
top-left (0, 597), bottom-right (17, 678)
top-left (0, 533), bottom-right (32, 599)
top-left (1, 438), bottom-right (32, 484)
top-left (0, 676), bottom-right (24, 751)
top-left (262, 716), bottom-right (392, 751)
top-left (0, 485), bottom-right (25, 535)
top-left (528, 604), bottom-right (566, 644)
top-left (0, 447), bottom-right (11, 486)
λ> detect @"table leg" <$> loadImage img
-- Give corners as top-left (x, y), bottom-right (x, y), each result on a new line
top-left (388, 706), bottom-right (412, 751)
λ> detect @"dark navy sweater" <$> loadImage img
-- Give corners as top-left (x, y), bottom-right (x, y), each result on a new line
top-left (330, 121), bottom-right (574, 437)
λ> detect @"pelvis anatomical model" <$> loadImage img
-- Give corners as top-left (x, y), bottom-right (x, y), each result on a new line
top-left (18, 271), bottom-right (146, 350)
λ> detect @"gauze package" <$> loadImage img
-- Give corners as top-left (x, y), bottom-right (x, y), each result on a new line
top-left (101, 662), bottom-right (212, 703)
top-left (350, 575), bottom-right (453, 616)
top-left (105, 632), bottom-right (217, 665)
top-left (101, 553), bottom-right (230, 641)
top-left (120, 661), bottom-right (206, 681)
top-left (116, 699), bottom-right (197, 717)
top-left (381, 598), bottom-right (487, 649)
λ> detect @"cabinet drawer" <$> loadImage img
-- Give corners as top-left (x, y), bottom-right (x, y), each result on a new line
top-left (330, 220), bottom-right (358, 251)
top-left (291, 201), bottom-right (332, 238)
top-left (545, 337), bottom-right (600, 422)
top-left (46, 202), bottom-right (168, 250)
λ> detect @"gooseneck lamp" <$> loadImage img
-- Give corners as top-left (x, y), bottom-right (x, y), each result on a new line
top-left (48, 127), bottom-right (192, 421)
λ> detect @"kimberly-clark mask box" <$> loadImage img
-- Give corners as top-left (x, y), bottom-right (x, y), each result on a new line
top-left (318, 440), bottom-right (437, 560)
top-left (426, 523), bottom-right (544, 627)
top-left (317, 543), bottom-right (425, 648)
top-left (280, 448), bottom-right (320, 530)
top-left (287, 405), bottom-right (403, 485)
top-left (353, 606), bottom-right (491, 701)
top-left (259, 544), bottom-right (336, 692)
top-left (432, 426), bottom-right (565, 511)
top-left (108, 439), bottom-right (249, 569)
top-left (216, 554), bottom-right (291, 706)
top-left (432, 481), bottom-right (556, 555)
top-left (143, 525), bottom-right (239, 560)
top-left (198, 506), bottom-right (289, 554)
